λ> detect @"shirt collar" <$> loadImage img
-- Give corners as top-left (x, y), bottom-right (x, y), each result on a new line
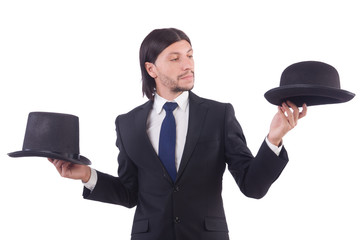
top-left (154, 91), bottom-right (189, 114)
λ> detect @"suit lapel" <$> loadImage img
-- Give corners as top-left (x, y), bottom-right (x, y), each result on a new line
top-left (176, 92), bottom-right (208, 181)
top-left (131, 100), bottom-right (160, 161)
top-left (132, 100), bottom-right (176, 184)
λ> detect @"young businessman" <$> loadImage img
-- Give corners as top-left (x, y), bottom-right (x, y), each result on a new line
top-left (50, 28), bottom-right (307, 240)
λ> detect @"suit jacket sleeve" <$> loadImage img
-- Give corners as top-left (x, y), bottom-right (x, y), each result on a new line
top-left (82, 115), bottom-right (138, 208)
top-left (224, 103), bottom-right (288, 199)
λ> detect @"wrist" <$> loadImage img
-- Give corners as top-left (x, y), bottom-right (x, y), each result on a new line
top-left (81, 166), bottom-right (91, 183)
top-left (267, 134), bottom-right (282, 147)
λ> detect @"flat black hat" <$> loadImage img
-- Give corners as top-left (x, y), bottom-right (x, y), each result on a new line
top-left (264, 61), bottom-right (355, 107)
top-left (8, 112), bottom-right (91, 165)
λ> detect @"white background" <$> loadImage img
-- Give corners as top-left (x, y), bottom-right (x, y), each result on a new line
top-left (1, 0), bottom-right (361, 239)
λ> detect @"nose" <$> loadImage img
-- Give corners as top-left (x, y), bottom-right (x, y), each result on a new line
top-left (181, 56), bottom-right (194, 71)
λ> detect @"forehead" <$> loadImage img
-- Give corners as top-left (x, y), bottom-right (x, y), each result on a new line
top-left (159, 40), bottom-right (192, 56)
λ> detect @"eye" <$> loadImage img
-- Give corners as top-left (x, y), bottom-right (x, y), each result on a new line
top-left (188, 55), bottom-right (193, 59)
top-left (171, 58), bottom-right (179, 61)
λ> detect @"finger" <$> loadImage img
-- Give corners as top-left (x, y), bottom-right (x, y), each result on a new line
top-left (282, 102), bottom-right (295, 127)
top-left (54, 159), bottom-right (67, 174)
top-left (276, 105), bottom-right (285, 119)
top-left (54, 159), bottom-right (63, 168)
top-left (48, 158), bottom-right (61, 173)
top-left (286, 101), bottom-right (300, 123)
top-left (60, 162), bottom-right (71, 177)
top-left (299, 103), bottom-right (308, 119)
top-left (51, 159), bottom-right (63, 175)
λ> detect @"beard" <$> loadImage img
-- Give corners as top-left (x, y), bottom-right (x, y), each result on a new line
top-left (160, 71), bottom-right (195, 93)
top-left (173, 85), bottom-right (194, 92)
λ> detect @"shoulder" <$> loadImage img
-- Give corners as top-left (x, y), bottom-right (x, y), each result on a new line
top-left (190, 91), bottom-right (233, 111)
top-left (115, 100), bottom-right (152, 124)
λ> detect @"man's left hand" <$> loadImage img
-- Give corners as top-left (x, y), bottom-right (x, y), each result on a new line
top-left (268, 100), bottom-right (307, 146)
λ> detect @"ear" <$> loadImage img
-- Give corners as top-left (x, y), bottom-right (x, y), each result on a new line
top-left (145, 62), bottom-right (157, 78)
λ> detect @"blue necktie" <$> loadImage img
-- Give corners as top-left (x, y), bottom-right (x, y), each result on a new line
top-left (159, 102), bottom-right (178, 182)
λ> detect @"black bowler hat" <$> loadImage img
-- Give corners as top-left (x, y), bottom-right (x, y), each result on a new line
top-left (264, 61), bottom-right (355, 107)
top-left (8, 112), bottom-right (91, 165)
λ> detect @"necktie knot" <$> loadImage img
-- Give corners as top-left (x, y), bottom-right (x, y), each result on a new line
top-left (163, 102), bottom-right (178, 113)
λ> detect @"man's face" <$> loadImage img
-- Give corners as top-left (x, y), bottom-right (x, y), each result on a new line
top-left (146, 40), bottom-right (194, 99)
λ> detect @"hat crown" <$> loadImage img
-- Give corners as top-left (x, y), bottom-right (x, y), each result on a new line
top-left (22, 112), bottom-right (80, 155)
top-left (281, 61), bottom-right (341, 89)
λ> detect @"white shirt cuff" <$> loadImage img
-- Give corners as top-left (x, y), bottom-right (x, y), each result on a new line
top-left (265, 137), bottom-right (283, 156)
top-left (83, 168), bottom-right (97, 191)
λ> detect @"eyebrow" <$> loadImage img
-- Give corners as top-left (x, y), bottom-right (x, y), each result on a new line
top-left (168, 48), bottom-right (193, 55)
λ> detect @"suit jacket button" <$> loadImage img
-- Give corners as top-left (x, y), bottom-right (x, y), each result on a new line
top-left (174, 186), bottom-right (180, 192)
top-left (174, 217), bottom-right (180, 223)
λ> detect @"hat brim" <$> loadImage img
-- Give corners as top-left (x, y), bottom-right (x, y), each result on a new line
top-left (264, 84), bottom-right (355, 107)
top-left (8, 150), bottom-right (91, 165)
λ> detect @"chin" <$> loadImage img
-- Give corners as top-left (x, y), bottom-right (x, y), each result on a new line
top-left (182, 80), bottom-right (195, 90)
top-left (175, 84), bottom-right (194, 92)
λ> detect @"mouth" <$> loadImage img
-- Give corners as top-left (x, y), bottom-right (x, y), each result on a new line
top-left (178, 72), bottom-right (194, 81)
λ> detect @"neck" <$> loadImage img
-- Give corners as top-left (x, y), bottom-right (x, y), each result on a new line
top-left (157, 89), bottom-right (184, 101)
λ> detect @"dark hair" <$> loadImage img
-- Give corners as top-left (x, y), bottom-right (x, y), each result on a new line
top-left (139, 28), bottom-right (192, 100)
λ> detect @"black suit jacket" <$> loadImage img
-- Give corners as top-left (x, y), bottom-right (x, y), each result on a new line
top-left (83, 92), bottom-right (289, 240)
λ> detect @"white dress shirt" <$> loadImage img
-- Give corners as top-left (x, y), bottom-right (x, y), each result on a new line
top-left (147, 91), bottom-right (189, 171)
top-left (84, 92), bottom-right (282, 191)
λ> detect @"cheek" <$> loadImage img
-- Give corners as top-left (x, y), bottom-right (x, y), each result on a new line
top-left (160, 65), bottom-right (178, 78)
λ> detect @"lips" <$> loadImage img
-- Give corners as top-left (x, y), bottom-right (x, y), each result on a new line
top-left (181, 75), bottom-right (193, 80)
top-left (179, 72), bottom-right (194, 80)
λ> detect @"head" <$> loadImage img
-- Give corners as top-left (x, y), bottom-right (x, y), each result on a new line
top-left (140, 28), bottom-right (194, 100)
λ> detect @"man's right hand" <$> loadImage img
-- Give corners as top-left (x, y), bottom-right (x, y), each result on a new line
top-left (48, 158), bottom-right (91, 183)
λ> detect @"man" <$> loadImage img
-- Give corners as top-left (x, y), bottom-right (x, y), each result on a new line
top-left (50, 28), bottom-right (307, 239)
